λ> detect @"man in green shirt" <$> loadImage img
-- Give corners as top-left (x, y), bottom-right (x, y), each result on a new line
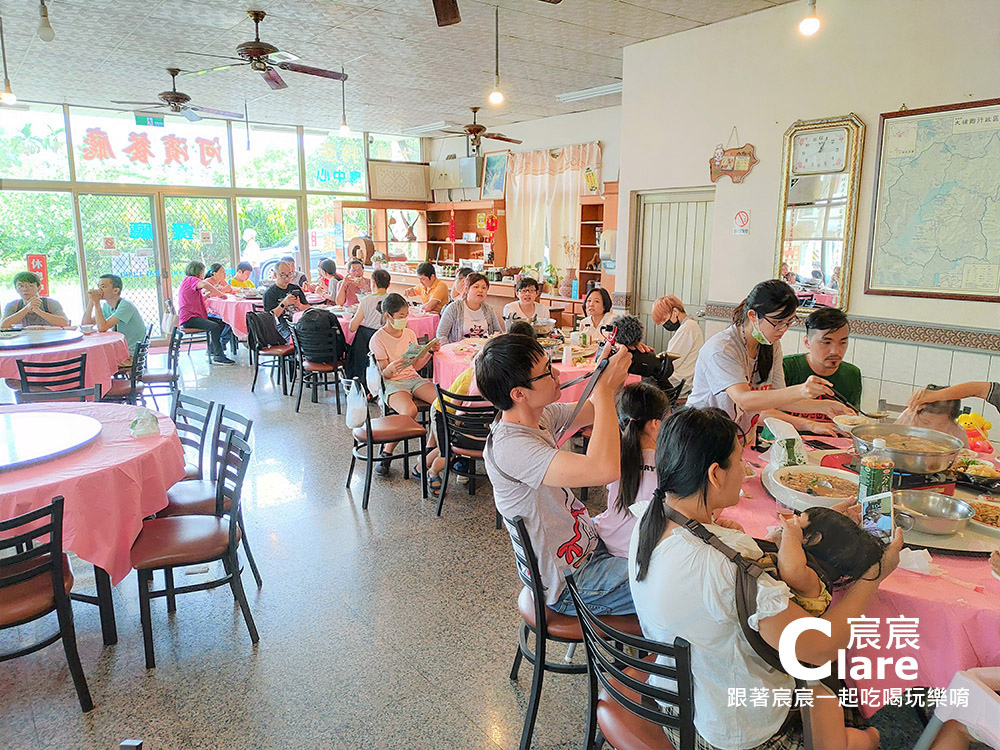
top-left (780, 306), bottom-right (862, 434)
top-left (83, 273), bottom-right (147, 357)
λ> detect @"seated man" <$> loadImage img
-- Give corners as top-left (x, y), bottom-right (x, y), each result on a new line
top-left (403, 261), bottom-right (449, 313)
top-left (335, 259), bottom-right (372, 307)
top-left (478, 333), bottom-right (635, 616)
top-left (2, 271), bottom-right (70, 328)
top-left (264, 261), bottom-right (311, 340)
top-left (83, 274), bottom-right (147, 355)
top-left (229, 262), bottom-right (256, 290)
top-left (280, 255), bottom-right (313, 292)
top-left (779, 306), bottom-right (861, 435)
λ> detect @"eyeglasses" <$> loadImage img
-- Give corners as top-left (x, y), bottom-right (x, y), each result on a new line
top-left (762, 314), bottom-right (795, 332)
top-left (526, 360), bottom-right (555, 384)
top-left (277, 272), bottom-right (292, 279)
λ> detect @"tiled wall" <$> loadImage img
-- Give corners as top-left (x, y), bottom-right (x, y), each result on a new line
top-left (703, 319), bottom-right (1000, 434)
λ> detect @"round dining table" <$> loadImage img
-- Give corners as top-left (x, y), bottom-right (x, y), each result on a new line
top-left (0, 402), bottom-right (185, 644)
top-left (0, 330), bottom-right (129, 393)
top-left (726, 441), bottom-right (1000, 717)
top-left (205, 295), bottom-right (264, 340)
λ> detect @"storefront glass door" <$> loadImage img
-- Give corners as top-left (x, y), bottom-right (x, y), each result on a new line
top-left (163, 195), bottom-right (233, 302)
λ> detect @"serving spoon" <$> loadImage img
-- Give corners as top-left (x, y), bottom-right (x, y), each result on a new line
top-left (830, 388), bottom-right (887, 420)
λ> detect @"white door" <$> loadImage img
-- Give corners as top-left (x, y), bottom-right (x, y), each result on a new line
top-left (631, 189), bottom-right (714, 353)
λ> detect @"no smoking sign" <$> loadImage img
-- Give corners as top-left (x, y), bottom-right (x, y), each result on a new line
top-left (733, 210), bottom-right (750, 236)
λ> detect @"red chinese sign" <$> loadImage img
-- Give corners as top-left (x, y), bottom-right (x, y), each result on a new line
top-left (78, 127), bottom-right (227, 170)
top-left (26, 254), bottom-right (48, 296)
top-left (82, 128), bottom-right (116, 161)
top-left (123, 132), bottom-right (154, 164)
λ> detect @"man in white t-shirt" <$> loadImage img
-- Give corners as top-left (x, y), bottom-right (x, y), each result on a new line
top-left (652, 294), bottom-right (703, 396)
top-left (479, 333), bottom-right (635, 614)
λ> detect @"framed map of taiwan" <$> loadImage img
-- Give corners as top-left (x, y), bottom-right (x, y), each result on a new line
top-left (866, 98), bottom-right (1000, 302)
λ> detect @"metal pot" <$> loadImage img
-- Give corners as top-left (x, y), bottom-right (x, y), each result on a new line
top-left (892, 490), bottom-right (974, 536)
top-left (850, 424), bottom-right (962, 474)
top-left (532, 317), bottom-right (557, 335)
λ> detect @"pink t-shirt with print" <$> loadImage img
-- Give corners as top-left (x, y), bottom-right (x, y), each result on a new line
top-left (370, 326), bottom-right (419, 381)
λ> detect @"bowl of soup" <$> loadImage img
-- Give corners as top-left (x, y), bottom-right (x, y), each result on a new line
top-left (850, 424), bottom-right (963, 474)
top-left (763, 465), bottom-right (860, 512)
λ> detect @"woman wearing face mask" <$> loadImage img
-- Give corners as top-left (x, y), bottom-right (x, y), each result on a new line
top-left (651, 294), bottom-right (703, 397)
top-left (687, 280), bottom-right (852, 435)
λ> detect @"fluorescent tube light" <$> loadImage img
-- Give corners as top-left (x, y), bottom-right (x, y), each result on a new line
top-left (555, 82), bottom-right (622, 103)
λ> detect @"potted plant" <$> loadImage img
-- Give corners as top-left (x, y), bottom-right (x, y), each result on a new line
top-left (371, 251), bottom-right (387, 269)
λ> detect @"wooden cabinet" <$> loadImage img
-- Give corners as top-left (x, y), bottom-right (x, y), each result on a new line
top-left (577, 195), bottom-right (604, 299)
top-left (425, 200), bottom-right (507, 270)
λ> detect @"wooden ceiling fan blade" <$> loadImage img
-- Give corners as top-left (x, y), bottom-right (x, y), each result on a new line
top-left (112, 100), bottom-right (164, 106)
top-left (181, 108), bottom-right (202, 122)
top-left (440, 130), bottom-right (467, 135)
top-left (260, 68), bottom-right (288, 90)
top-left (183, 63), bottom-right (247, 77)
top-left (432, 0), bottom-right (461, 26)
top-left (190, 105), bottom-right (244, 119)
top-left (175, 51), bottom-right (244, 62)
top-left (275, 62), bottom-right (347, 81)
top-left (484, 133), bottom-right (522, 144)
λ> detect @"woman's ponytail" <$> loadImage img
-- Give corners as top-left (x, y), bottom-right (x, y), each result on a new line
top-left (635, 487), bottom-right (667, 582)
top-left (614, 382), bottom-right (671, 515)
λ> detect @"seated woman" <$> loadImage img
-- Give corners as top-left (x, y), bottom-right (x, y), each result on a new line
top-left (316, 259), bottom-right (341, 303)
top-left (577, 287), bottom-right (616, 342)
top-left (369, 293), bottom-right (440, 476)
top-left (435, 272), bottom-right (502, 344)
top-left (896, 385), bottom-right (969, 446)
top-left (449, 267), bottom-right (474, 303)
top-left (629, 406), bottom-right (900, 750)
top-left (502, 276), bottom-right (549, 329)
top-left (177, 260), bottom-right (233, 365)
top-left (335, 259), bottom-right (372, 307)
top-left (2, 271), bottom-right (70, 328)
top-left (207, 263), bottom-right (233, 293)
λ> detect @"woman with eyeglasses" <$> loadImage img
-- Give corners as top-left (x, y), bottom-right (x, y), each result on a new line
top-left (687, 279), bottom-right (852, 434)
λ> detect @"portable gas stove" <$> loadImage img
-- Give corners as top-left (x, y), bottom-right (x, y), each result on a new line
top-left (820, 453), bottom-right (957, 495)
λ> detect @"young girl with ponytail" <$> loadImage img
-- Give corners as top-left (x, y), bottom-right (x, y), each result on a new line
top-left (628, 406), bottom-right (900, 750)
top-left (593, 382), bottom-right (671, 557)
top-left (687, 279), bottom-right (852, 434)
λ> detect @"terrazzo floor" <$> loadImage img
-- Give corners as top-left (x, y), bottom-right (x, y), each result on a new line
top-left (1, 349), bottom-right (930, 749)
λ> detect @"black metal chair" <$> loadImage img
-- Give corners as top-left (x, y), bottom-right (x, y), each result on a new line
top-left (14, 385), bottom-right (102, 403)
top-left (246, 310), bottom-right (294, 394)
top-left (373, 351), bottom-right (431, 428)
top-left (434, 385), bottom-right (497, 517)
top-left (503, 515), bottom-right (643, 750)
top-left (159, 405), bottom-right (261, 588)
top-left (17, 353), bottom-right (87, 393)
top-left (129, 431), bottom-right (258, 669)
top-left (141, 327), bottom-right (182, 410)
top-left (346, 378), bottom-right (428, 510)
top-left (289, 320), bottom-right (348, 414)
top-left (0, 497), bottom-right (94, 712)
top-left (565, 572), bottom-right (695, 750)
top-left (103, 340), bottom-right (148, 405)
top-left (171, 393), bottom-right (215, 481)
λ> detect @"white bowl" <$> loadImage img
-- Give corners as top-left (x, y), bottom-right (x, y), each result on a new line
top-left (762, 464), bottom-right (859, 512)
top-left (833, 414), bottom-right (872, 432)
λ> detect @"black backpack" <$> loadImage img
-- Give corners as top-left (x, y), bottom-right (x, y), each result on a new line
top-left (293, 308), bottom-right (348, 364)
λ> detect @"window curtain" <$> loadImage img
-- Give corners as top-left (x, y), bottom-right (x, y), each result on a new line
top-left (505, 142), bottom-right (601, 271)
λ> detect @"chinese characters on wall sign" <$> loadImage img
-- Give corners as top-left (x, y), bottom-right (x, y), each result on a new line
top-left (81, 128), bottom-right (225, 168)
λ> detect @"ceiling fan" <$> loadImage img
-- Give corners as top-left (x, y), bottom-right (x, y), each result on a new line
top-left (177, 10), bottom-right (347, 91)
top-left (441, 107), bottom-right (522, 154)
top-left (111, 68), bottom-right (243, 122)
top-left (432, 0), bottom-right (562, 27)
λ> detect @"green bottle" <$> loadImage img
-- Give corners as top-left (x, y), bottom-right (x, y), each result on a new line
top-left (858, 438), bottom-right (894, 502)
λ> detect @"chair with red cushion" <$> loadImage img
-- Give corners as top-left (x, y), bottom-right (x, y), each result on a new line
top-left (141, 327), bottom-right (182, 410)
top-left (14, 385), bottom-right (102, 403)
top-left (0, 496), bottom-right (94, 712)
top-left (503, 515), bottom-right (644, 750)
top-left (289, 324), bottom-right (347, 414)
top-left (17, 353), bottom-right (87, 393)
top-left (160, 405), bottom-right (261, 587)
top-left (564, 572), bottom-right (695, 750)
top-left (246, 310), bottom-right (294, 394)
top-left (130, 431), bottom-right (258, 669)
top-left (434, 385), bottom-right (497, 518)
top-left (171, 393), bottom-right (215, 481)
top-left (102, 340), bottom-right (147, 405)
top-left (346, 379), bottom-right (428, 510)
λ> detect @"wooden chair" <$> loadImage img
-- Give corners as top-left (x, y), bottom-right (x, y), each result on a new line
top-left (129, 431), bottom-right (258, 669)
top-left (14, 385), bottom-right (102, 403)
top-left (503, 516), bottom-right (643, 750)
top-left (159, 405), bottom-right (261, 588)
top-left (17, 353), bottom-right (87, 393)
top-left (141, 327), bottom-right (182, 410)
top-left (170, 393), bottom-right (215, 481)
top-left (0, 497), bottom-right (94, 712)
top-left (346, 378), bottom-right (428, 510)
top-left (434, 385), bottom-right (497, 517)
top-left (103, 340), bottom-right (148, 405)
top-left (565, 572), bottom-right (695, 750)
top-left (245, 311), bottom-right (294, 394)
top-left (289, 322), bottom-right (348, 414)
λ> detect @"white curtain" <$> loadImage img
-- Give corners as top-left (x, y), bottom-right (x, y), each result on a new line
top-left (505, 142), bottom-right (602, 271)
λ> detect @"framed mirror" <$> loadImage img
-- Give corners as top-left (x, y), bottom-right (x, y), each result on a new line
top-left (775, 114), bottom-right (865, 312)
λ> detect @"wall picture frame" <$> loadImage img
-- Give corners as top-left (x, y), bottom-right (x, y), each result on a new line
top-left (480, 150), bottom-right (509, 200)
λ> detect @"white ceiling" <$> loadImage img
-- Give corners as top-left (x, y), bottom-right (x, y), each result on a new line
top-left (1, 0), bottom-right (796, 134)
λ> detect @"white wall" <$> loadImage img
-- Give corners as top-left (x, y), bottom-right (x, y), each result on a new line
top-left (618, 0), bottom-right (1000, 328)
top-left (427, 105), bottom-right (621, 201)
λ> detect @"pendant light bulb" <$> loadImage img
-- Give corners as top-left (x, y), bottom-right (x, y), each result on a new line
top-left (38, 1), bottom-right (55, 42)
top-left (338, 66), bottom-right (350, 136)
top-left (799, 0), bottom-right (820, 35)
top-left (488, 5), bottom-right (503, 106)
top-left (1, 81), bottom-right (16, 105)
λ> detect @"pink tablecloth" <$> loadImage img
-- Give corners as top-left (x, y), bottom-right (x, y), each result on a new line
top-left (724, 445), bottom-right (1000, 716)
top-left (292, 308), bottom-right (440, 346)
top-left (205, 296), bottom-right (264, 339)
top-left (0, 402), bottom-right (186, 584)
top-left (0, 331), bottom-right (129, 393)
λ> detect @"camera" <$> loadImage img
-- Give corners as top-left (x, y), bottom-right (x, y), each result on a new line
top-left (605, 314), bottom-right (675, 391)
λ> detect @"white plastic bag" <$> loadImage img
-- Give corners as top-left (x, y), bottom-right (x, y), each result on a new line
top-left (365, 353), bottom-right (382, 399)
top-left (129, 407), bottom-right (159, 438)
top-left (161, 299), bottom-right (179, 336)
top-left (345, 382), bottom-right (368, 429)
top-left (763, 417), bottom-right (807, 469)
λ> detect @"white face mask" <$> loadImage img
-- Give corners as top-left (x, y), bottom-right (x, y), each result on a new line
top-left (750, 314), bottom-right (772, 346)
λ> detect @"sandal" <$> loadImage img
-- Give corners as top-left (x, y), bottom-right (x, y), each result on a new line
top-left (410, 466), bottom-right (423, 480)
top-left (374, 450), bottom-right (392, 476)
top-left (426, 475), bottom-right (442, 496)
